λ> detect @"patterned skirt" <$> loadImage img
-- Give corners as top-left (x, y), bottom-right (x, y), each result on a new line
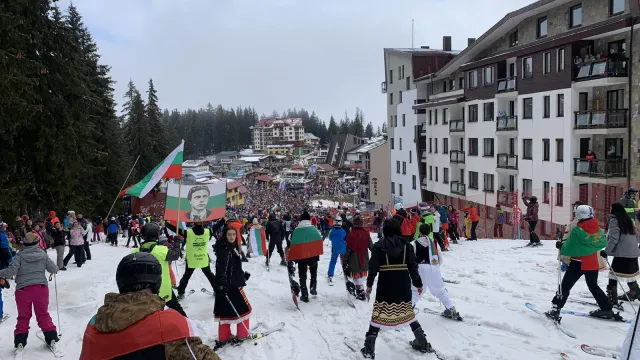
top-left (609, 257), bottom-right (640, 282)
top-left (370, 266), bottom-right (415, 330)
top-left (214, 287), bottom-right (252, 325)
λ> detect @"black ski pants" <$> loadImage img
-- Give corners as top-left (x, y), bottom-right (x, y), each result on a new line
top-left (126, 233), bottom-right (139, 247)
top-left (433, 232), bottom-right (445, 250)
top-left (528, 221), bottom-right (540, 244)
top-left (177, 264), bottom-right (216, 294)
top-left (63, 245), bottom-right (83, 267)
top-left (165, 291), bottom-right (188, 317)
top-left (268, 239), bottom-right (284, 262)
top-left (470, 221), bottom-right (479, 240)
top-left (447, 225), bottom-right (460, 241)
top-left (552, 259), bottom-right (612, 310)
top-left (298, 259), bottom-right (318, 290)
top-left (108, 233), bottom-right (117, 246)
top-left (83, 240), bottom-right (91, 261)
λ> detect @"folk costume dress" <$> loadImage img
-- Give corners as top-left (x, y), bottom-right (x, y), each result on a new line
top-left (213, 239), bottom-right (252, 326)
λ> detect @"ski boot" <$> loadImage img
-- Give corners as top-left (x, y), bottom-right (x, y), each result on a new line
top-left (355, 287), bottom-right (366, 301)
top-left (410, 326), bottom-right (433, 353)
top-left (346, 280), bottom-right (356, 296)
top-left (280, 259), bottom-right (286, 266)
top-left (300, 286), bottom-right (309, 302)
top-left (214, 339), bottom-right (231, 350)
top-left (622, 281), bottom-right (640, 302)
top-left (14, 333), bottom-right (27, 349)
top-left (589, 308), bottom-right (617, 320)
top-left (360, 332), bottom-right (377, 359)
top-left (544, 306), bottom-right (562, 323)
top-left (442, 307), bottom-right (462, 320)
top-left (265, 258), bottom-right (270, 267)
top-left (176, 291), bottom-right (186, 300)
top-left (607, 284), bottom-right (619, 305)
top-left (310, 279), bottom-right (318, 296)
top-left (327, 276), bottom-right (333, 286)
top-left (452, 239), bottom-right (459, 244)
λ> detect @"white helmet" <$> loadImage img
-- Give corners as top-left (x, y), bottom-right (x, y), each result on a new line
top-left (574, 205), bottom-right (594, 220)
top-left (394, 203), bottom-right (404, 211)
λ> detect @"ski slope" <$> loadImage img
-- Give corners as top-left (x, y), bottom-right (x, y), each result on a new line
top-left (0, 237), bottom-right (632, 359)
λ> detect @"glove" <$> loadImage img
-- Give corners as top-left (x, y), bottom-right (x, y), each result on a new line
top-left (244, 271), bottom-right (251, 281)
top-left (600, 250), bottom-right (607, 258)
top-left (555, 241), bottom-right (563, 250)
top-left (0, 278), bottom-right (10, 289)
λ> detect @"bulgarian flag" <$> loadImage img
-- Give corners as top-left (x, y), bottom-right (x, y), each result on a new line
top-left (119, 141), bottom-right (184, 198)
top-left (288, 220), bottom-right (323, 261)
top-left (249, 225), bottom-right (267, 257)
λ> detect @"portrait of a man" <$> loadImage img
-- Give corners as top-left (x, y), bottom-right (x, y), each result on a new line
top-left (185, 186), bottom-right (212, 221)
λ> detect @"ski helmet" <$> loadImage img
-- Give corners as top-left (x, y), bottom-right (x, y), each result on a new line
top-left (115, 253), bottom-right (162, 295)
top-left (141, 223), bottom-right (160, 241)
top-left (574, 205), bottom-right (594, 221)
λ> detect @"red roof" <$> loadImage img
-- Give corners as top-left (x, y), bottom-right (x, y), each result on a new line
top-left (226, 180), bottom-right (243, 190)
top-left (256, 175), bottom-right (275, 182)
top-left (255, 117), bottom-right (302, 128)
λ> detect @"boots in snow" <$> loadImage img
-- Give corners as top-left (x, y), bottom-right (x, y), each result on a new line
top-left (360, 332), bottom-right (377, 359)
top-left (43, 331), bottom-right (59, 345)
top-left (280, 259), bottom-right (286, 266)
top-left (14, 333), bottom-right (27, 349)
top-left (355, 287), bottom-right (366, 301)
top-left (410, 326), bottom-right (433, 353)
top-left (607, 284), bottom-right (619, 306)
top-left (300, 286), bottom-right (309, 302)
top-left (241, 252), bottom-right (248, 263)
top-left (442, 307), bottom-right (463, 321)
top-left (623, 281), bottom-right (640, 301)
top-left (327, 276), bottom-right (333, 286)
top-left (545, 305), bottom-right (562, 323)
top-left (310, 279), bottom-right (317, 296)
top-left (346, 280), bottom-right (356, 296)
top-left (588, 308), bottom-right (621, 320)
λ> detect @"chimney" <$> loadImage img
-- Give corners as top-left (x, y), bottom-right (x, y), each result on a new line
top-left (468, 38), bottom-right (476, 47)
top-left (443, 36), bottom-right (452, 51)
top-left (421, 46), bottom-right (430, 49)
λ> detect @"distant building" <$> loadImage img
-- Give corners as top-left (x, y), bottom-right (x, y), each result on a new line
top-left (182, 160), bottom-right (210, 173)
top-left (250, 118), bottom-right (305, 151)
top-left (325, 134), bottom-right (364, 167)
top-left (303, 133), bottom-right (320, 146)
top-left (266, 144), bottom-right (294, 155)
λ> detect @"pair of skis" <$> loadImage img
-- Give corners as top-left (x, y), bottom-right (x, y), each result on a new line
top-left (561, 345), bottom-right (619, 359)
top-left (15, 331), bottom-right (64, 359)
top-left (213, 322), bottom-right (286, 351)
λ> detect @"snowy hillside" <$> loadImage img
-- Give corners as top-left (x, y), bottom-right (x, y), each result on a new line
top-left (0, 237), bottom-right (632, 359)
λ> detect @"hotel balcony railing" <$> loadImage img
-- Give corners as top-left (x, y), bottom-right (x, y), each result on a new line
top-left (496, 115), bottom-right (518, 132)
top-left (450, 181), bottom-right (466, 196)
top-left (497, 190), bottom-right (517, 207)
top-left (575, 59), bottom-right (628, 81)
top-left (574, 109), bottom-right (627, 129)
top-left (496, 76), bottom-right (517, 93)
top-left (573, 158), bottom-right (627, 178)
top-left (449, 119), bottom-right (464, 133)
top-left (497, 153), bottom-right (518, 170)
top-left (450, 150), bottom-right (465, 164)
top-left (381, 81), bottom-right (387, 93)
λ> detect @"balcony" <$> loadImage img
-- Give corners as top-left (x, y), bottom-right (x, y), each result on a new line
top-left (449, 119), bottom-right (464, 133)
top-left (497, 154), bottom-right (518, 171)
top-left (420, 123), bottom-right (427, 136)
top-left (414, 99), bottom-right (427, 105)
top-left (574, 109), bottom-right (628, 134)
top-left (450, 150), bottom-right (465, 164)
top-left (497, 190), bottom-right (517, 207)
top-left (573, 158), bottom-right (627, 184)
top-left (496, 115), bottom-right (518, 132)
top-left (451, 181), bottom-right (466, 196)
top-left (421, 150), bottom-right (427, 162)
top-left (574, 59), bottom-right (628, 87)
top-left (381, 81), bottom-right (387, 93)
top-left (496, 77), bottom-right (517, 93)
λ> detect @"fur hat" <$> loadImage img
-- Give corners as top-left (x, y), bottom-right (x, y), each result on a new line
top-left (24, 232), bottom-right (40, 245)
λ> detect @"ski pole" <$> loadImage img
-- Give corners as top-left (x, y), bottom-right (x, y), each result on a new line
top-left (557, 251), bottom-right (563, 299)
top-left (225, 294), bottom-right (257, 344)
top-left (606, 257), bottom-right (637, 315)
top-left (54, 274), bottom-right (62, 337)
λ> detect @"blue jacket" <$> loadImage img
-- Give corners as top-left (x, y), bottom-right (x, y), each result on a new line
top-left (0, 228), bottom-right (13, 268)
top-left (438, 207), bottom-right (449, 224)
top-left (328, 227), bottom-right (347, 254)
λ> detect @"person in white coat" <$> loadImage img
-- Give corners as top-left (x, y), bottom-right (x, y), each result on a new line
top-left (81, 220), bottom-right (92, 262)
top-left (411, 223), bottom-right (462, 320)
top-left (621, 310), bottom-right (640, 360)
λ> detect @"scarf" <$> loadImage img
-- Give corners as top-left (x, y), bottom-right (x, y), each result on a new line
top-left (416, 235), bottom-right (439, 265)
top-left (346, 227), bottom-right (369, 268)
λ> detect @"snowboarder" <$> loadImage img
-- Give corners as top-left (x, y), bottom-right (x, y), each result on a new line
top-left (288, 211), bottom-right (323, 302)
top-left (79, 252), bottom-right (221, 360)
top-left (603, 202), bottom-right (640, 303)
top-left (345, 216), bottom-right (373, 301)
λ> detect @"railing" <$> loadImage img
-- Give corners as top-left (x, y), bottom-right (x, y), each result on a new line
top-left (449, 119), bottom-right (464, 132)
top-left (574, 109), bottom-right (627, 129)
top-left (381, 81), bottom-right (387, 93)
top-left (450, 181), bottom-right (466, 196)
top-left (497, 76), bottom-right (517, 93)
top-left (421, 150), bottom-right (427, 160)
top-left (497, 190), bottom-right (517, 207)
top-left (573, 158), bottom-right (627, 178)
top-left (496, 115), bottom-right (518, 131)
top-left (497, 153), bottom-right (518, 170)
top-left (414, 98), bottom-right (427, 105)
top-left (420, 124), bottom-right (427, 135)
top-left (450, 150), bottom-right (465, 164)
top-left (575, 59), bottom-right (628, 81)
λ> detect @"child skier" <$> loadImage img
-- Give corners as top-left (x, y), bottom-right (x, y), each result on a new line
top-left (411, 224), bottom-right (461, 320)
top-left (0, 232), bottom-right (59, 354)
top-left (327, 218), bottom-right (347, 285)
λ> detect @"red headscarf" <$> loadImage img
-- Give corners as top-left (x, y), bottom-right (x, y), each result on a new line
top-left (346, 227), bottom-right (370, 268)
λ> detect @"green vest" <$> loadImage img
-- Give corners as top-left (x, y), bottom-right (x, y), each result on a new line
top-left (131, 243), bottom-right (172, 301)
top-left (415, 214), bottom-right (434, 240)
top-left (186, 229), bottom-right (210, 268)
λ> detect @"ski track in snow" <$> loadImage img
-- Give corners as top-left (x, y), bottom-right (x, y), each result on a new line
top-left (0, 236), bottom-right (631, 359)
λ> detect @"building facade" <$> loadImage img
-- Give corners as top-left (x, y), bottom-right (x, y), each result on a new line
top-left (369, 140), bottom-right (391, 206)
top-left (411, 0), bottom-right (639, 238)
top-left (250, 118), bottom-right (305, 151)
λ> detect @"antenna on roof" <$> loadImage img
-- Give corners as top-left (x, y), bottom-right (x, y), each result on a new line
top-left (411, 19), bottom-right (414, 49)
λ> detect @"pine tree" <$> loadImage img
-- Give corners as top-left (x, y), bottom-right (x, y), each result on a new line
top-left (351, 108), bottom-right (364, 137)
top-left (376, 125), bottom-right (382, 136)
top-left (382, 122), bottom-right (388, 134)
top-left (123, 81), bottom-right (155, 177)
top-left (327, 115), bottom-right (338, 136)
top-left (146, 78), bottom-right (168, 157)
top-left (365, 122), bottom-right (374, 138)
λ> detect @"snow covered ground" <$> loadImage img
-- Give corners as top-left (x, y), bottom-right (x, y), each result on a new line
top-left (0, 236), bottom-right (633, 359)
top-left (309, 199), bottom-right (354, 209)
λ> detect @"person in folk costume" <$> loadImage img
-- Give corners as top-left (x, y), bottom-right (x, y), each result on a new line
top-left (213, 226), bottom-right (253, 349)
top-left (345, 215), bottom-right (373, 301)
top-left (80, 253), bottom-right (221, 360)
top-left (361, 219), bottom-right (432, 358)
top-left (547, 205), bottom-right (616, 322)
top-left (287, 211), bottom-right (324, 303)
top-left (132, 223), bottom-right (187, 317)
top-left (226, 216), bottom-right (248, 262)
top-left (411, 223), bottom-right (461, 319)
top-left (327, 218), bottom-right (347, 285)
top-left (603, 202), bottom-right (640, 303)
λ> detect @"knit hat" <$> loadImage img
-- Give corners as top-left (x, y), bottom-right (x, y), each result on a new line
top-left (24, 232), bottom-right (40, 245)
top-left (49, 211), bottom-right (56, 217)
top-left (300, 211), bottom-right (311, 221)
top-left (253, 218), bottom-right (259, 225)
top-left (353, 216), bottom-right (363, 228)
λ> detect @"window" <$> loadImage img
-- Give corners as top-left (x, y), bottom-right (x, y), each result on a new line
top-left (389, 115), bottom-right (393, 128)
top-left (483, 138), bottom-right (494, 157)
top-left (435, 167), bottom-right (439, 182)
top-left (523, 98), bottom-right (533, 119)
top-left (459, 77), bottom-right (465, 89)
top-left (469, 171), bottom-right (479, 190)
top-left (401, 65), bottom-right (405, 79)
top-left (468, 70), bottom-right (478, 88)
top-left (443, 138), bottom-right (449, 153)
top-left (523, 179), bottom-right (533, 198)
top-left (543, 139), bottom-right (550, 161)
top-left (429, 166), bottom-right (433, 180)
top-left (394, 115), bottom-right (397, 127)
top-left (523, 139), bottom-right (533, 159)
top-left (389, 93), bottom-right (393, 105)
top-left (389, 69), bottom-right (393, 84)
top-left (557, 48), bottom-right (565, 71)
top-left (556, 139), bottom-right (564, 162)
top-left (391, 182), bottom-right (395, 194)
top-left (434, 109), bottom-right (438, 125)
top-left (391, 138), bottom-right (394, 149)
top-left (402, 161), bottom-right (406, 174)
top-left (399, 137), bottom-right (402, 150)
top-left (557, 94), bottom-right (564, 117)
top-left (483, 102), bottom-right (494, 121)
top-left (434, 138), bottom-right (438, 154)
top-left (396, 161), bottom-right (400, 173)
top-left (469, 104), bottom-right (478, 122)
top-left (398, 66), bottom-right (402, 80)
top-left (412, 175), bottom-right (417, 190)
top-left (443, 168), bottom-right (449, 183)
top-left (399, 184), bottom-right (403, 196)
top-left (610, 0), bottom-right (624, 16)
top-left (509, 31), bottom-right (519, 47)
top-left (483, 67), bottom-right (494, 85)
top-left (543, 95), bottom-right (550, 118)
top-left (399, 91), bottom-right (403, 103)
top-left (468, 138), bottom-right (479, 156)
top-left (428, 110), bottom-right (432, 125)
top-left (570, 5), bottom-right (582, 28)
top-left (402, 114), bottom-right (406, 126)
top-left (406, 76), bottom-right (410, 91)
top-left (537, 16), bottom-right (548, 38)
top-left (442, 81), bottom-right (448, 93)
top-left (556, 183), bottom-right (564, 207)
top-left (543, 181), bottom-right (550, 203)
top-left (522, 57), bottom-right (533, 78)
top-left (449, 79), bottom-right (456, 91)
top-left (429, 138), bottom-right (432, 153)
top-left (483, 174), bottom-right (495, 192)
top-left (443, 108), bottom-right (448, 124)
top-left (409, 151), bottom-right (412, 163)
top-left (543, 52), bottom-right (551, 74)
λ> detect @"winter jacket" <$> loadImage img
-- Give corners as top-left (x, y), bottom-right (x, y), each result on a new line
top-left (69, 226), bottom-right (85, 246)
top-left (345, 228), bottom-right (373, 273)
top-left (523, 199), bottom-right (539, 222)
top-left (620, 194), bottom-right (638, 221)
top-left (367, 235), bottom-right (422, 289)
top-left (621, 312), bottom-right (640, 360)
top-left (561, 218), bottom-right (607, 271)
top-left (265, 219), bottom-right (284, 243)
top-left (50, 228), bottom-right (66, 247)
top-left (0, 243), bottom-right (57, 290)
top-left (461, 207), bottom-right (480, 222)
top-left (80, 291), bottom-right (220, 360)
top-left (605, 215), bottom-right (640, 258)
top-left (448, 211), bottom-right (458, 225)
top-left (415, 213), bottom-right (435, 240)
top-left (214, 239), bottom-right (247, 289)
top-left (0, 227), bottom-right (13, 268)
top-left (438, 207), bottom-right (449, 225)
top-left (84, 222), bottom-right (93, 243)
top-left (328, 227), bottom-right (347, 254)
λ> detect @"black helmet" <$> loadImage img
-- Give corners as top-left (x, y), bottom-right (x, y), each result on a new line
top-left (141, 223), bottom-right (160, 241)
top-left (530, 196), bottom-right (538, 203)
top-left (116, 253), bottom-right (162, 294)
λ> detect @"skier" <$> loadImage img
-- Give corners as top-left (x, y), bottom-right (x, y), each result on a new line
top-left (288, 211), bottom-right (323, 302)
top-left (50, 222), bottom-right (67, 271)
top-left (546, 205), bottom-right (615, 322)
top-left (126, 217), bottom-right (140, 247)
top-left (345, 216), bottom-right (372, 301)
top-left (132, 223), bottom-right (187, 317)
top-left (438, 205), bottom-right (450, 247)
top-left (415, 205), bottom-right (434, 240)
top-left (0, 232), bottom-right (59, 353)
top-left (106, 217), bottom-right (119, 246)
top-left (79, 253), bottom-right (221, 360)
top-left (522, 195), bottom-right (541, 246)
top-left (64, 221), bottom-right (85, 268)
top-left (361, 219), bottom-right (432, 358)
top-left (447, 205), bottom-right (460, 243)
top-left (603, 202), bottom-right (640, 303)
top-left (265, 213), bottom-right (286, 267)
top-left (327, 218), bottom-right (347, 285)
top-left (214, 226), bottom-right (253, 349)
top-left (620, 187), bottom-right (639, 222)
top-left (411, 224), bottom-right (460, 319)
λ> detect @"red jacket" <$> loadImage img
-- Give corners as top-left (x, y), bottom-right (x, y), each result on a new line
top-left (461, 207), bottom-right (480, 222)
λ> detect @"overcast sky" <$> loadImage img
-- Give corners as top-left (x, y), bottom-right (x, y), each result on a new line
top-left (60, 0), bottom-right (535, 128)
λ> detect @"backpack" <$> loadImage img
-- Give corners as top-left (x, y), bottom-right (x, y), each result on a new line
top-left (400, 217), bottom-right (414, 237)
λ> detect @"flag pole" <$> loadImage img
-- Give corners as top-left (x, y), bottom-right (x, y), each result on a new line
top-left (107, 155), bottom-right (140, 220)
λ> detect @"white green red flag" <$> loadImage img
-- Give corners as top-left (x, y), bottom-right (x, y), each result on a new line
top-left (249, 226), bottom-right (267, 257)
top-left (119, 141), bottom-right (184, 198)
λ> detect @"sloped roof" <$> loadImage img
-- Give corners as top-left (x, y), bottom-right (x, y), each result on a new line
top-left (183, 160), bottom-right (209, 167)
top-left (253, 117), bottom-right (303, 128)
top-left (316, 163), bottom-right (336, 171)
top-left (255, 175), bottom-right (275, 182)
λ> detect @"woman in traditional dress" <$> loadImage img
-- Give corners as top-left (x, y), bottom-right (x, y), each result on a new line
top-left (213, 226), bottom-right (252, 349)
top-left (604, 202), bottom-right (640, 302)
top-left (345, 216), bottom-right (373, 301)
top-left (361, 219), bottom-right (432, 358)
